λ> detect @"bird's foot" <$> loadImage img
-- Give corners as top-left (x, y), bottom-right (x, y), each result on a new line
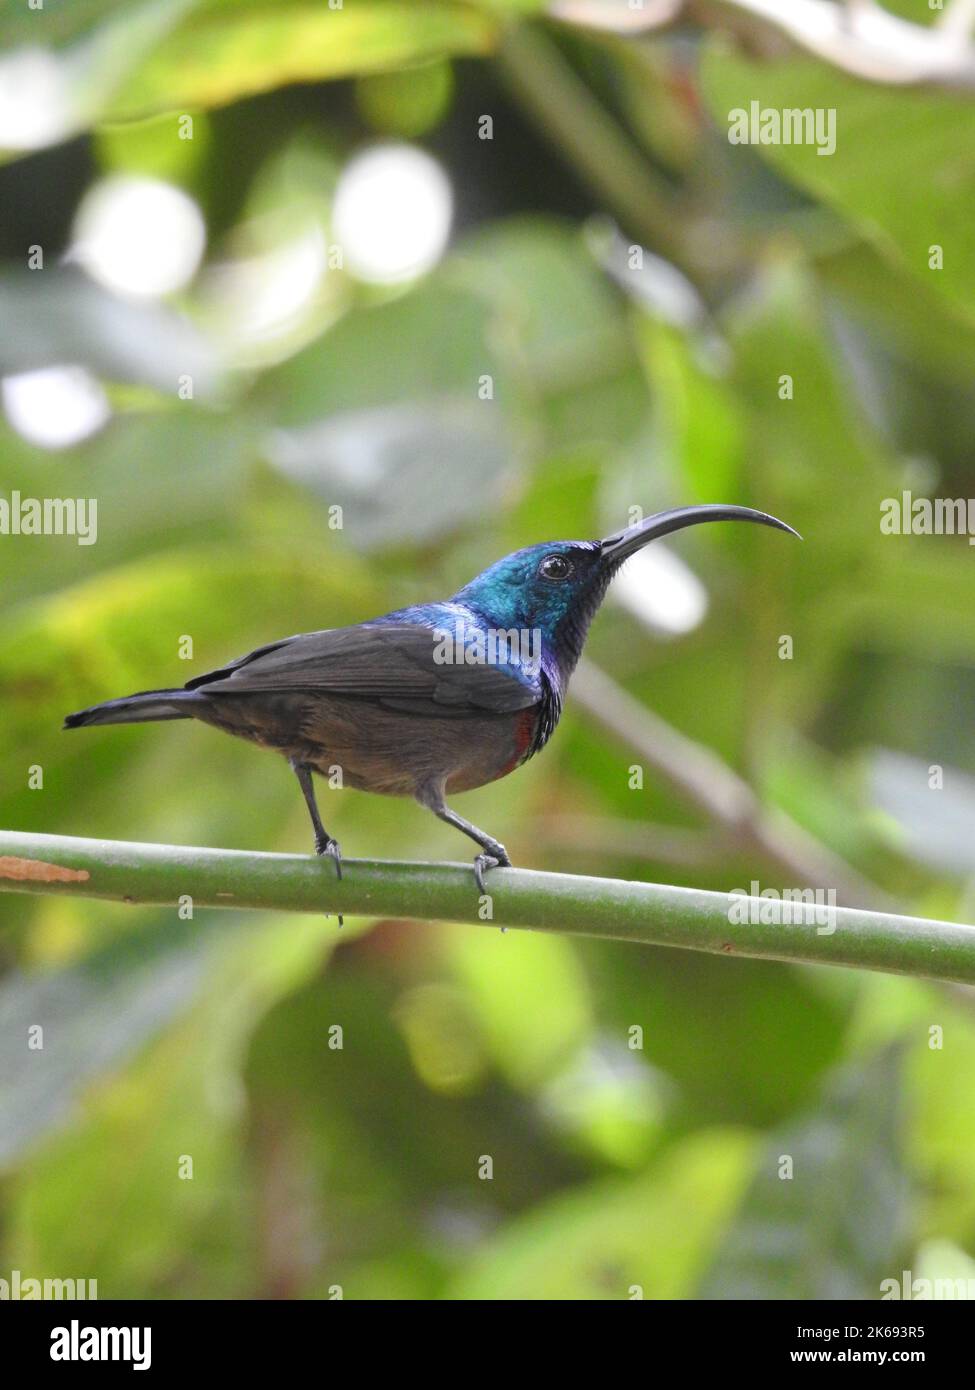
top-left (315, 835), bottom-right (343, 881)
top-left (315, 835), bottom-right (343, 926)
top-left (473, 846), bottom-right (510, 897)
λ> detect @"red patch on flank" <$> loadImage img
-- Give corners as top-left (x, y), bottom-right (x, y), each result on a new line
top-left (499, 707), bottom-right (538, 778)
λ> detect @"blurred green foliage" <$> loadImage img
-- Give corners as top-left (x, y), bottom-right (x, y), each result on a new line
top-left (1, 1), bottom-right (974, 1300)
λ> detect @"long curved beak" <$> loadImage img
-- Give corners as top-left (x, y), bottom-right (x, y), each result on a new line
top-left (599, 504), bottom-right (800, 565)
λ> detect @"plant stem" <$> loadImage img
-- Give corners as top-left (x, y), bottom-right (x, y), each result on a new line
top-left (2, 830), bottom-right (974, 985)
top-left (496, 23), bottom-right (693, 277)
top-left (573, 660), bottom-right (894, 911)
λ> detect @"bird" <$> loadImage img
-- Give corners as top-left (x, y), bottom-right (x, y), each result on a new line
top-left (64, 504), bottom-right (797, 896)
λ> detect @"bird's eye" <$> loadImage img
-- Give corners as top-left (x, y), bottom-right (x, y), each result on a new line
top-left (539, 554), bottom-right (573, 581)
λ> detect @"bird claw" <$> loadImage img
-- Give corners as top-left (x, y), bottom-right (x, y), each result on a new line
top-left (473, 854), bottom-right (497, 895)
top-left (314, 835), bottom-right (343, 880)
top-left (324, 839), bottom-right (343, 881)
top-left (315, 836), bottom-right (343, 925)
top-left (473, 850), bottom-right (510, 896)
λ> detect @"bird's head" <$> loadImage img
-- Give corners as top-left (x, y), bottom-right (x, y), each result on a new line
top-left (454, 504), bottom-right (799, 676)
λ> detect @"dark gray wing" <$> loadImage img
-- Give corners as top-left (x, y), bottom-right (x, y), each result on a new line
top-left (185, 623), bottom-right (541, 717)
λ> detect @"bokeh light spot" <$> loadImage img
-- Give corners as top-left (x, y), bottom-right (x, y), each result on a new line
top-left (331, 144), bottom-right (452, 285)
top-left (71, 175), bottom-right (206, 299)
top-left (2, 365), bottom-right (110, 450)
top-left (611, 543), bottom-right (708, 635)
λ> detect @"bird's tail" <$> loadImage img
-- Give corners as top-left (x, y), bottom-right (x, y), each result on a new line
top-left (64, 688), bottom-right (198, 730)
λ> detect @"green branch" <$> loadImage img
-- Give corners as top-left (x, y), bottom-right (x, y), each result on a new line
top-left (496, 24), bottom-right (696, 280)
top-left (2, 830), bottom-right (974, 985)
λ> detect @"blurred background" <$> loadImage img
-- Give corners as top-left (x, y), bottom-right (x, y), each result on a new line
top-left (2, 0), bottom-right (975, 1301)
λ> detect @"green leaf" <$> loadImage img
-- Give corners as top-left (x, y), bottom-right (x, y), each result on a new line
top-left (107, 2), bottom-right (497, 121)
top-left (2, 914), bottom-right (332, 1295)
top-left (0, 917), bottom-right (209, 1167)
top-left (448, 1129), bottom-right (756, 1299)
top-left (0, 0), bottom-right (171, 48)
top-left (701, 43), bottom-right (975, 321)
top-left (441, 927), bottom-right (592, 1092)
top-left (907, 1009), bottom-right (975, 1239)
top-left (580, 947), bottom-right (851, 1130)
top-left (0, 0), bottom-right (198, 159)
top-left (816, 242), bottom-right (975, 388)
top-left (0, 543), bottom-right (383, 844)
top-left (262, 279), bottom-right (499, 426)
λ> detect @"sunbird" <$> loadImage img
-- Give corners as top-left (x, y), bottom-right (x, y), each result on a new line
top-left (64, 505), bottom-right (797, 892)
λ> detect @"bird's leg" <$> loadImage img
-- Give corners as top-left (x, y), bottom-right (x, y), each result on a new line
top-left (291, 760), bottom-right (343, 926)
top-left (418, 783), bottom-right (511, 896)
top-left (291, 760), bottom-right (342, 876)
